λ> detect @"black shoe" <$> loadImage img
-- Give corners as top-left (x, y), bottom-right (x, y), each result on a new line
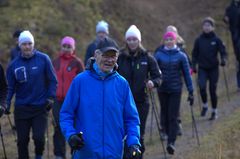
top-left (177, 122), bottom-right (183, 136)
top-left (166, 143), bottom-right (175, 155)
top-left (209, 112), bottom-right (217, 120)
top-left (200, 107), bottom-right (208, 117)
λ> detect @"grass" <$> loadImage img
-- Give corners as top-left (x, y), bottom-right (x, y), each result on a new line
top-left (185, 108), bottom-right (240, 159)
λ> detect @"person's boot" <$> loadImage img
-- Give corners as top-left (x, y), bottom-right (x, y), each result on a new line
top-left (166, 142), bottom-right (175, 155)
top-left (200, 107), bottom-right (208, 117)
top-left (209, 112), bottom-right (217, 120)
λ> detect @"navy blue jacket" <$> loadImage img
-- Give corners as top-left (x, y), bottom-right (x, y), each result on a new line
top-left (192, 32), bottom-right (227, 69)
top-left (84, 40), bottom-right (98, 65)
top-left (155, 44), bottom-right (192, 68)
top-left (154, 47), bottom-right (193, 93)
top-left (6, 50), bottom-right (57, 108)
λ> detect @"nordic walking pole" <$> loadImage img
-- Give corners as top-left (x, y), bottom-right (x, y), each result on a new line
top-left (194, 74), bottom-right (202, 112)
top-left (189, 103), bottom-right (200, 146)
top-left (149, 104), bottom-right (154, 142)
top-left (222, 67), bottom-right (230, 101)
top-left (7, 115), bottom-right (17, 142)
top-left (46, 114), bottom-right (50, 159)
top-left (0, 123), bottom-right (7, 159)
top-left (148, 89), bottom-right (167, 159)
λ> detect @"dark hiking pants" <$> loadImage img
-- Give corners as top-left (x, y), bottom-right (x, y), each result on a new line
top-left (198, 67), bottom-right (219, 109)
top-left (14, 106), bottom-right (47, 159)
top-left (52, 100), bottom-right (66, 158)
top-left (123, 101), bottom-right (149, 159)
top-left (158, 92), bottom-right (181, 144)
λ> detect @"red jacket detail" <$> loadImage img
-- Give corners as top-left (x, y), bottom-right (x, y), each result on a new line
top-left (53, 52), bottom-right (84, 101)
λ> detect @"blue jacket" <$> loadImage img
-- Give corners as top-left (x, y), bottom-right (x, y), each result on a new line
top-left (154, 47), bottom-right (193, 93)
top-left (60, 61), bottom-right (140, 159)
top-left (6, 50), bottom-right (57, 108)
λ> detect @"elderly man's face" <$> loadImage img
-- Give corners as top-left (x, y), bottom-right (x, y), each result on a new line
top-left (20, 42), bottom-right (34, 57)
top-left (95, 50), bottom-right (119, 73)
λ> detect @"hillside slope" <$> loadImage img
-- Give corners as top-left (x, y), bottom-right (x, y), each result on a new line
top-left (0, 0), bottom-right (230, 66)
top-left (0, 0), bottom-right (238, 158)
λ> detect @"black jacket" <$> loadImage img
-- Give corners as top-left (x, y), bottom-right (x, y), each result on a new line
top-left (225, 1), bottom-right (240, 34)
top-left (192, 32), bottom-right (227, 69)
top-left (0, 64), bottom-right (7, 107)
top-left (117, 47), bottom-right (161, 103)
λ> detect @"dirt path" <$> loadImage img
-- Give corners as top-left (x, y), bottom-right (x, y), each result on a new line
top-left (143, 84), bottom-right (240, 159)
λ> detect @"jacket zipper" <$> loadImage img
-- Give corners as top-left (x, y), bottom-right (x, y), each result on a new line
top-left (130, 57), bottom-right (135, 87)
top-left (61, 60), bottom-right (65, 99)
top-left (102, 79), bottom-right (105, 158)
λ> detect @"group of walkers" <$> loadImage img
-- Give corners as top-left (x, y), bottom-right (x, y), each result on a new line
top-left (0, 0), bottom-right (239, 158)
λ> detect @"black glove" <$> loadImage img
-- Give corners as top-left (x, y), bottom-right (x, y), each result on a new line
top-left (187, 92), bottom-right (194, 106)
top-left (125, 145), bottom-right (141, 159)
top-left (46, 98), bottom-right (54, 111)
top-left (0, 106), bottom-right (5, 118)
top-left (220, 59), bottom-right (226, 67)
top-left (68, 132), bottom-right (84, 150)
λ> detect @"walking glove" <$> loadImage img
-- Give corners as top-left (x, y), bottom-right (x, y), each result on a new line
top-left (126, 145), bottom-right (141, 159)
top-left (68, 132), bottom-right (84, 150)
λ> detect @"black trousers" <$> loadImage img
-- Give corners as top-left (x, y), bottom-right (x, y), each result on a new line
top-left (230, 31), bottom-right (240, 88)
top-left (123, 101), bottom-right (149, 159)
top-left (52, 100), bottom-right (66, 158)
top-left (198, 67), bottom-right (219, 109)
top-left (158, 92), bottom-right (181, 144)
top-left (14, 106), bottom-right (47, 159)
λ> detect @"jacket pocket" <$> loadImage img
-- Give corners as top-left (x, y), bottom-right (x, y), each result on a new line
top-left (14, 66), bottom-right (27, 83)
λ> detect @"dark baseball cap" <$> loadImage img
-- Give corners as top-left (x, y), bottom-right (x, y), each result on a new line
top-left (96, 37), bottom-right (119, 53)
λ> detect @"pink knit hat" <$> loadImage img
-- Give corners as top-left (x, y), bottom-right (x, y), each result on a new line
top-left (163, 31), bottom-right (177, 40)
top-left (61, 36), bottom-right (75, 49)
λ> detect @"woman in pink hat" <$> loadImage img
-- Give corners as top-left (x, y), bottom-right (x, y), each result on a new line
top-left (154, 31), bottom-right (194, 155)
top-left (52, 36), bottom-right (84, 159)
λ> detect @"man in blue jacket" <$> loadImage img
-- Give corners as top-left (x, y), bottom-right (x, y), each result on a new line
top-left (6, 30), bottom-right (57, 159)
top-left (60, 37), bottom-right (141, 159)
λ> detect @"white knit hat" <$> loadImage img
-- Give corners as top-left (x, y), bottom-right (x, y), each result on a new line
top-left (96, 20), bottom-right (109, 34)
top-left (18, 30), bottom-right (34, 46)
top-left (125, 25), bottom-right (141, 41)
